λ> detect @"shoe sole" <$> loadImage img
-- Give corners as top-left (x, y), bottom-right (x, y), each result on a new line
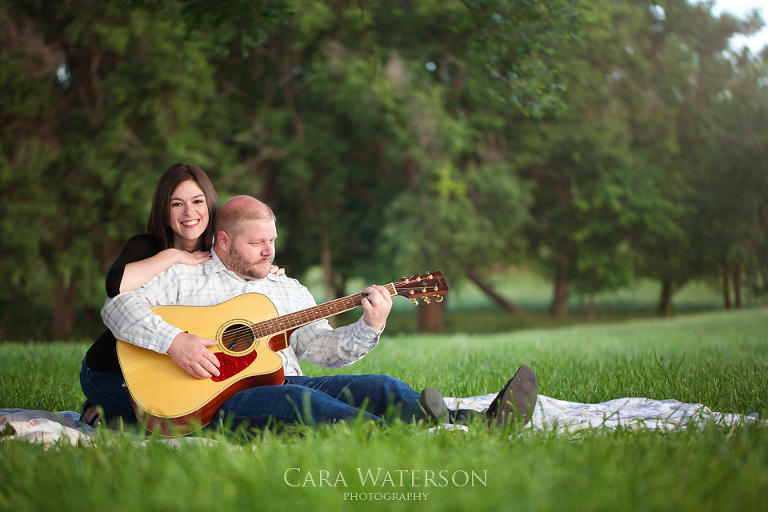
top-left (495, 365), bottom-right (538, 428)
top-left (420, 387), bottom-right (448, 424)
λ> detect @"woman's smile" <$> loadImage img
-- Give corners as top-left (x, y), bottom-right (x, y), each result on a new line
top-left (169, 180), bottom-right (209, 251)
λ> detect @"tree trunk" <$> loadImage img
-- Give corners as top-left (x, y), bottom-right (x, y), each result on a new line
top-left (466, 270), bottom-right (525, 314)
top-left (417, 296), bottom-right (446, 333)
top-left (53, 277), bottom-right (77, 340)
top-left (658, 278), bottom-right (673, 317)
top-left (721, 258), bottom-right (731, 309)
top-left (0, 290), bottom-right (15, 338)
top-left (732, 263), bottom-right (742, 308)
top-left (760, 265), bottom-right (768, 295)
top-left (550, 274), bottom-right (569, 318)
top-left (260, 164), bottom-right (279, 208)
top-left (334, 276), bottom-right (347, 301)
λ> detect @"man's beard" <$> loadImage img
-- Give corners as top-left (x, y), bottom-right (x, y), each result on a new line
top-left (228, 243), bottom-right (272, 280)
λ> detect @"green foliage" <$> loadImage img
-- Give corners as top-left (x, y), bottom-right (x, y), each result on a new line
top-left (0, 0), bottom-right (237, 335)
top-left (208, 0), bottom-right (590, 302)
top-left (502, 0), bottom-right (768, 315)
top-left (1, 0), bottom-right (766, 337)
top-left (123, 0), bottom-right (293, 52)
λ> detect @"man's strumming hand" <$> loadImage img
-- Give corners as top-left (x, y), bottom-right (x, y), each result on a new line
top-left (167, 332), bottom-right (221, 379)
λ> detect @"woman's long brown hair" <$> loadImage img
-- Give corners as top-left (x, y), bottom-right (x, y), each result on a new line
top-left (145, 163), bottom-right (218, 250)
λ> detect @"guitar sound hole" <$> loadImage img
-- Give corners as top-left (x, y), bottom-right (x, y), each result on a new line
top-left (221, 324), bottom-right (255, 353)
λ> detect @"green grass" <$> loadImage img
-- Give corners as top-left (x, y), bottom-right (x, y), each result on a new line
top-left (1, 307), bottom-right (767, 511)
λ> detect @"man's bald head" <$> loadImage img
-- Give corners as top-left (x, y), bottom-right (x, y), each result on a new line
top-left (215, 196), bottom-right (275, 239)
top-left (214, 196), bottom-right (277, 279)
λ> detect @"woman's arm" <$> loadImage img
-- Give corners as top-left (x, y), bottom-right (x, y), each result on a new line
top-left (119, 249), bottom-right (211, 293)
top-left (107, 234), bottom-right (284, 297)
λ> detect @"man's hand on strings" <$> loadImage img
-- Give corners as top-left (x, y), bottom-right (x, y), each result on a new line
top-left (361, 285), bottom-right (392, 331)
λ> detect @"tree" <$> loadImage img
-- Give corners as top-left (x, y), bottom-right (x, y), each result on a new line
top-left (208, 0), bottom-right (590, 331)
top-left (692, 50), bottom-right (768, 307)
top-left (505, 0), bottom-right (666, 317)
top-left (650, 0), bottom-right (767, 311)
top-left (509, 0), bottom-right (764, 318)
top-left (0, 1), bottom-right (234, 338)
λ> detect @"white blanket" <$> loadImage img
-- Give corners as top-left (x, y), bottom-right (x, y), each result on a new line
top-left (1, 395), bottom-right (763, 446)
top-left (444, 394), bottom-right (763, 433)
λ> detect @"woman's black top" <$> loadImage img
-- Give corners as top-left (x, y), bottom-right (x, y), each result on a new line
top-left (85, 234), bottom-right (163, 372)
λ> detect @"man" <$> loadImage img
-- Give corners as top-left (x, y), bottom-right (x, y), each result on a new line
top-left (102, 196), bottom-right (538, 430)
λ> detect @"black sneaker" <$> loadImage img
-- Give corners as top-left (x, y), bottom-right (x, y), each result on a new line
top-left (419, 387), bottom-right (448, 424)
top-left (485, 365), bottom-right (538, 428)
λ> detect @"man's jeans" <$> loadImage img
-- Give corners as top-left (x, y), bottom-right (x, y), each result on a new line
top-left (217, 374), bottom-right (424, 428)
top-left (80, 361), bottom-right (424, 428)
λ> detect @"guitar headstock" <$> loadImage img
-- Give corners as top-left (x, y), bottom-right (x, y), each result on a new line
top-left (394, 271), bottom-right (449, 305)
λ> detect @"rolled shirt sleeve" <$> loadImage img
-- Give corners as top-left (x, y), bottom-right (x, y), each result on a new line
top-left (282, 316), bottom-right (381, 373)
top-left (101, 268), bottom-right (185, 355)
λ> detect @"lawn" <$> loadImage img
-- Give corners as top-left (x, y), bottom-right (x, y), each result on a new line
top-left (1, 307), bottom-right (767, 511)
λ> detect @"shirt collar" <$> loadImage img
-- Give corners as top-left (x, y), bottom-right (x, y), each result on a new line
top-left (207, 247), bottom-right (240, 279)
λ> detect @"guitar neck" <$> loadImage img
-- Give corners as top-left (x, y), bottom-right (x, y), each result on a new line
top-left (249, 283), bottom-right (396, 338)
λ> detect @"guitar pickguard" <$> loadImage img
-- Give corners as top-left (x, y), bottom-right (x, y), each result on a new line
top-left (211, 351), bottom-right (258, 382)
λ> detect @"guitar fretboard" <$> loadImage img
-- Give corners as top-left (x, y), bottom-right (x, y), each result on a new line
top-left (249, 283), bottom-right (396, 338)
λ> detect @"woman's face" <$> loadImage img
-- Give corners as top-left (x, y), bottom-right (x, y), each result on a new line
top-left (168, 179), bottom-right (209, 251)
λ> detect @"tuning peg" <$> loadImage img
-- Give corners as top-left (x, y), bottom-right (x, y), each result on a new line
top-left (435, 295), bottom-right (444, 302)
top-left (411, 298), bottom-right (419, 306)
top-left (423, 297), bottom-right (431, 304)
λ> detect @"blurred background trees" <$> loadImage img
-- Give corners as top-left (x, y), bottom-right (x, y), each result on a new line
top-left (0, 0), bottom-right (766, 339)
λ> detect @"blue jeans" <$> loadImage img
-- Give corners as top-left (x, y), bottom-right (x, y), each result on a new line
top-left (216, 374), bottom-right (424, 429)
top-left (80, 360), bottom-right (424, 429)
top-left (79, 360), bottom-right (137, 423)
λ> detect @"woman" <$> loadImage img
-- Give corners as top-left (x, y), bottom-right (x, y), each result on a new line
top-left (80, 163), bottom-right (283, 426)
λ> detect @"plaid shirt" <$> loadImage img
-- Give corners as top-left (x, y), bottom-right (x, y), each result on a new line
top-left (100, 249), bottom-right (382, 376)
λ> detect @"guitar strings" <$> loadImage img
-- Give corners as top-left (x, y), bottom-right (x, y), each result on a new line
top-left (211, 291), bottom-right (372, 349)
top-left (201, 282), bottom-right (444, 351)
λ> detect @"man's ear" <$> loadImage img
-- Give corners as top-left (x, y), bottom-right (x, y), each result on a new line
top-left (216, 230), bottom-right (229, 251)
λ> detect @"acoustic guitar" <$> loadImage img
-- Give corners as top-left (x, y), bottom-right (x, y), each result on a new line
top-left (116, 271), bottom-right (449, 435)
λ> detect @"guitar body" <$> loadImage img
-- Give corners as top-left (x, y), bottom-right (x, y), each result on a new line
top-left (117, 293), bottom-right (286, 436)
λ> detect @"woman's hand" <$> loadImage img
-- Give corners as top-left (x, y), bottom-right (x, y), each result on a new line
top-left (176, 249), bottom-right (212, 266)
top-left (269, 265), bottom-right (286, 277)
top-left (120, 249), bottom-right (209, 293)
